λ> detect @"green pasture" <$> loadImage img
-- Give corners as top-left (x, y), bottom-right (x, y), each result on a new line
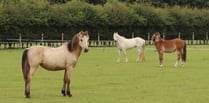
top-left (0, 45), bottom-right (209, 103)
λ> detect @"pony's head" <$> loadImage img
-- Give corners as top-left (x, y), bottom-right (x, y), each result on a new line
top-left (68, 31), bottom-right (89, 53)
top-left (78, 31), bottom-right (89, 53)
top-left (151, 32), bottom-right (161, 44)
top-left (113, 32), bottom-right (119, 41)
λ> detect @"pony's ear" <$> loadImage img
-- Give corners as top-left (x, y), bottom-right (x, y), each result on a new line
top-left (86, 31), bottom-right (90, 38)
top-left (80, 31), bottom-right (84, 34)
top-left (85, 31), bottom-right (89, 36)
top-left (158, 32), bottom-right (161, 36)
top-left (83, 31), bottom-right (89, 37)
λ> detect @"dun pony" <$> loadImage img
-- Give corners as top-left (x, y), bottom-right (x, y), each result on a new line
top-left (22, 31), bottom-right (89, 98)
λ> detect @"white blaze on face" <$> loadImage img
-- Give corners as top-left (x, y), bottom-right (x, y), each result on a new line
top-left (155, 35), bottom-right (160, 42)
top-left (79, 35), bottom-right (89, 52)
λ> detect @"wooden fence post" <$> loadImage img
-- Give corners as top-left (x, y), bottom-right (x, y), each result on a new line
top-left (206, 32), bottom-right (208, 44)
top-left (178, 32), bottom-right (181, 38)
top-left (41, 33), bottom-right (44, 45)
top-left (19, 33), bottom-right (22, 48)
top-left (97, 32), bottom-right (100, 46)
top-left (192, 32), bottom-right (194, 45)
top-left (132, 32), bottom-right (134, 38)
top-left (19, 33), bottom-right (22, 43)
top-left (61, 33), bottom-right (64, 43)
top-left (148, 32), bottom-right (150, 44)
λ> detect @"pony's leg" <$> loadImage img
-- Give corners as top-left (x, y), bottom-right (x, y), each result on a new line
top-left (181, 61), bottom-right (185, 66)
top-left (117, 49), bottom-right (121, 62)
top-left (25, 67), bottom-right (37, 98)
top-left (174, 50), bottom-right (181, 67)
top-left (136, 45), bottom-right (145, 62)
top-left (25, 75), bottom-right (32, 98)
top-left (136, 47), bottom-right (145, 62)
top-left (159, 52), bottom-right (164, 67)
top-left (141, 45), bottom-right (145, 62)
top-left (66, 67), bottom-right (73, 97)
top-left (136, 49), bottom-right (141, 62)
top-left (140, 52), bottom-right (145, 62)
top-left (174, 61), bottom-right (178, 67)
top-left (62, 68), bottom-right (72, 97)
top-left (122, 50), bottom-right (128, 62)
top-left (62, 70), bottom-right (67, 96)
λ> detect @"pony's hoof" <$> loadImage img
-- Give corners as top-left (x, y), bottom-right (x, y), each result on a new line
top-left (174, 64), bottom-right (178, 67)
top-left (68, 94), bottom-right (72, 97)
top-left (160, 65), bottom-right (163, 67)
top-left (25, 95), bottom-right (31, 98)
top-left (61, 90), bottom-right (66, 96)
top-left (25, 91), bottom-right (31, 98)
top-left (181, 62), bottom-right (185, 66)
top-left (67, 91), bottom-right (72, 97)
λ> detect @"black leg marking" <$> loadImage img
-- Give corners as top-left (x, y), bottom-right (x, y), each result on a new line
top-left (25, 91), bottom-right (31, 98)
top-left (61, 89), bottom-right (66, 96)
top-left (67, 91), bottom-right (72, 97)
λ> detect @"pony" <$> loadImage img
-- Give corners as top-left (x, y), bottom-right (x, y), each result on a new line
top-left (113, 32), bottom-right (145, 62)
top-left (21, 31), bottom-right (89, 98)
top-left (151, 32), bottom-right (186, 67)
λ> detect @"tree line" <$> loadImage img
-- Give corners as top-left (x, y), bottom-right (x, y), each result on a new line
top-left (0, 0), bottom-right (209, 40)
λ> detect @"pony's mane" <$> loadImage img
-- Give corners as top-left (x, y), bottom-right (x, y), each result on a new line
top-left (67, 31), bottom-right (88, 52)
top-left (114, 32), bottom-right (125, 40)
top-left (67, 33), bottom-right (79, 52)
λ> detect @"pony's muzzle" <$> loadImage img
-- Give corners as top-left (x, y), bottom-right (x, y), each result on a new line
top-left (84, 48), bottom-right (88, 53)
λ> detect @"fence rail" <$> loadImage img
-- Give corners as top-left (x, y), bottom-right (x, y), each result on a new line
top-left (0, 39), bottom-right (208, 49)
top-left (1, 31), bottom-right (208, 49)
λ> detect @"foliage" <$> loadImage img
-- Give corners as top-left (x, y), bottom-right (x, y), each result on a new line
top-left (0, 0), bottom-right (208, 40)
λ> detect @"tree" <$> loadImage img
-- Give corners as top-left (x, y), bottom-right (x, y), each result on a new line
top-left (83, 0), bottom-right (107, 5)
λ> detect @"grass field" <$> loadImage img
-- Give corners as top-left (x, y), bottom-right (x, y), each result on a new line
top-left (0, 45), bottom-right (209, 103)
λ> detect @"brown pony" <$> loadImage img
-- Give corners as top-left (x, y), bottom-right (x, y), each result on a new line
top-left (21, 31), bottom-right (89, 98)
top-left (151, 32), bottom-right (186, 67)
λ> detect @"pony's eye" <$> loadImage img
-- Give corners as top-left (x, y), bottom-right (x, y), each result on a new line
top-left (80, 39), bottom-right (83, 42)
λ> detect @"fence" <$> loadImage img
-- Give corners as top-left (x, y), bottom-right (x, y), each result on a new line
top-left (0, 39), bottom-right (208, 49)
top-left (0, 40), bottom-right (116, 49)
top-left (0, 32), bottom-right (208, 49)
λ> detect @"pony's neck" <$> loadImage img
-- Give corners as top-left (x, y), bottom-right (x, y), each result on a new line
top-left (67, 41), bottom-right (82, 58)
top-left (116, 34), bottom-right (124, 41)
top-left (72, 46), bottom-right (82, 58)
top-left (154, 38), bottom-right (163, 45)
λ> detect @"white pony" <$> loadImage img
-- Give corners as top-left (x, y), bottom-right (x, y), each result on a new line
top-left (113, 32), bottom-right (145, 62)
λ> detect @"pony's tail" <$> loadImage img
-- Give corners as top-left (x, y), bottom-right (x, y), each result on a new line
top-left (182, 43), bottom-right (187, 62)
top-left (22, 49), bottom-right (30, 81)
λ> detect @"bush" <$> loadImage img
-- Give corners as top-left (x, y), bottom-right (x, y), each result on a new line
top-left (0, 0), bottom-right (208, 40)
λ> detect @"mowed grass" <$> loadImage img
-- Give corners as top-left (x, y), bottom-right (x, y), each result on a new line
top-left (0, 45), bottom-right (209, 103)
